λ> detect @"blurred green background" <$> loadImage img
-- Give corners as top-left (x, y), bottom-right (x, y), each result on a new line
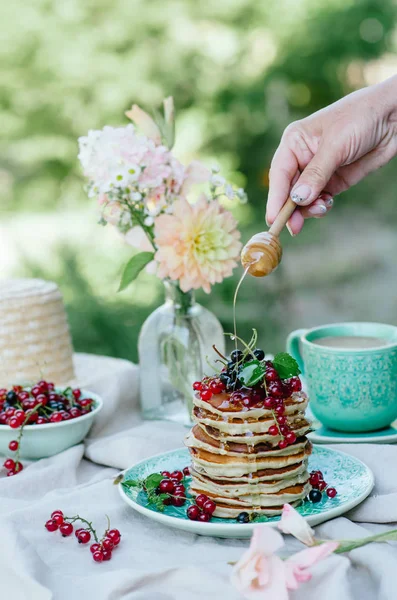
top-left (1, 0), bottom-right (397, 361)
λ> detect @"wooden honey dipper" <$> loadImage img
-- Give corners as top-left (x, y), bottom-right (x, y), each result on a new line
top-left (241, 197), bottom-right (296, 277)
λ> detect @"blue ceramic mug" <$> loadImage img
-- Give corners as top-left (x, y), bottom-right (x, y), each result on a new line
top-left (287, 322), bottom-right (397, 432)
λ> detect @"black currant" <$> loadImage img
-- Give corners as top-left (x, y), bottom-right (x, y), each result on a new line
top-left (230, 349), bottom-right (243, 363)
top-left (6, 391), bottom-right (17, 404)
top-left (253, 349), bottom-right (265, 361)
top-left (219, 373), bottom-right (230, 386)
top-left (309, 489), bottom-right (322, 503)
top-left (237, 512), bottom-right (250, 523)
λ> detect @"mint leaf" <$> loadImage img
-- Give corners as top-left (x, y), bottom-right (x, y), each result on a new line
top-left (118, 252), bottom-right (155, 292)
top-left (238, 360), bottom-right (266, 387)
top-left (272, 352), bottom-right (301, 379)
top-left (143, 473), bottom-right (163, 492)
top-left (147, 493), bottom-right (168, 512)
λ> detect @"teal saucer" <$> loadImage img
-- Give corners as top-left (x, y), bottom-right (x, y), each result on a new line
top-left (308, 419), bottom-right (397, 444)
top-left (118, 446), bottom-right (373, 538)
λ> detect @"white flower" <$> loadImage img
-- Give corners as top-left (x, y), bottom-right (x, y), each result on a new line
top-left (224, 184), bottom-right (235, 199)
top-left (278, 504), bottom-right (316, 546)
top-left (131, 191), bottom-right (142, 201)
top-left (211, 164), bottom-right (220, 173)
top-left (210, 174), bottom-right (226, 187)
top-left (144, 216), bottom-right (154, 226)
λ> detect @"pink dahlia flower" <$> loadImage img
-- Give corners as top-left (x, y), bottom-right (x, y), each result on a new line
top-left (154, 196), bottom-right (241, 293)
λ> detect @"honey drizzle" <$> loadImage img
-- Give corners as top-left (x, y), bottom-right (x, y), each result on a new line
top-left (232, 265), bottom-right (261, 514)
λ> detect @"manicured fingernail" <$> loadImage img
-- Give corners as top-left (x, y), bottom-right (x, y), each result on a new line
top-left (286, 223), bottom-right (296, 237)
top-left (291, 184), bottom-right (312, 204)
top-left (266, 214), bottom-right (270, 227)
top-left (325, 197), bottom-right (334, 207)
top-left (308, 204), bottom-right (327, 216)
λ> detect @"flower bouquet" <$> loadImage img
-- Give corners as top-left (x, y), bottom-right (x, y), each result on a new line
top-left (78, 98), bottom-right (245, 424)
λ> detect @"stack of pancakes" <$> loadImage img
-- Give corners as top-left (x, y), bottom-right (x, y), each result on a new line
top-left (185, 391), bottom-right (312, 518)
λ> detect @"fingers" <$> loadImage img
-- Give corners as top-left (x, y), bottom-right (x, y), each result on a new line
top-left (290, 142), bottom-right (341, 207)
top-left (287, 195), bottom-right (333, 235)
top-left (266, 146), bottom-right (299, 225)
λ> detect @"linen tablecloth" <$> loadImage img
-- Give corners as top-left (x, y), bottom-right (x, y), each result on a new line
top-left (1, 353), bottom-right (397, 600)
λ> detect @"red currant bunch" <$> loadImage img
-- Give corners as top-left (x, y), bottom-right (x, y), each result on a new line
top-left (186, 494), bottom-right (217, 522)
top-left (44, 510), bottom-right (121, 562)
top-left (308, 470), bottom-right (337, 502)
top-left (157, 470), bottom-right (187, 507)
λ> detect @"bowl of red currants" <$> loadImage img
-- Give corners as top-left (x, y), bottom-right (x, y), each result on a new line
top-left (0, 380), bottom-right (103, 460)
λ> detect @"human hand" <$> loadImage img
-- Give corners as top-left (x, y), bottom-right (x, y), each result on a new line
top-left (266, 76), bottom-right (397, 234)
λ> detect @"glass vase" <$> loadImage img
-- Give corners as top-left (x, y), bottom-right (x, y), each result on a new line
top-left (138, 280), bottom-right (225, 425)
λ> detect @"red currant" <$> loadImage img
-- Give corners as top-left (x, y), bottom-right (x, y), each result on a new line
top-left (159, 479), bottom-right (175, 494)
top-left (200, 389), bottom-right (212, 401)
top-left (275, 405), bottom-right (285, 416)
top-left (277, 416), bottom-right (287, 426)
top-left (265, 367), bottom-right (279, 382)
top-left (8, 417), bottom-right (20, 429)
top-left (37, 417), bottom-right (48, 424)
top-left (8, 440), bottom-right (18, 452)
top-left (0, 414), bottom-right (7, 424)
top-left (318, 480), bottom-right (327, 491)
top-left (90, 543), bottom-right (102, 554)
top-left (92, 551), bottom-right (104, 563)
top-left (278, 439), bottom-right (288, 449)
top-left (102, 550), bottom-right (112, 561)
top-left (195, 494), bottom-right (209, 509)
top-left (202, 500), bottom-right (216, 515)
top-left (69, 408), bottom-right (82, 418)
top-left (73, 389), bottom-right (82, 399)
top-left (289, 376), bottom-right (302, 392)
top-left (210, 381), bottom-right (223, 395)
top-left (51, 510), bottom-right (63, 519)
top-left (45, 519), bottom-right (58, 532)
top-left (77, 530), bottom-right (91, 544)
top-left (183, 466), bottom-right (190, 476)
top-left (268, 381), bottom-right (284, 398)
top-left (285, 431), bottom-right (297, 445)
top-left (31, 386), bottom-right (41, 397)
top-left (50, 412), bottom-right (63, 423)
top-left (279, 425), bottom-right (288, 435)
top-left (102, 538), bottom-right (114, 551)
top-left (5, 407), bottom-right (15, 418)
top-left (309, 473), bottom-right (320, 487)
top-left (106, 530), bottom-right (121, 545)
top-left (18, 391), bottom-right (30, 402)
top-left (187, 505), bottom-right (200, 521)
top-left (161, 471), bottom-right (171, 478)
top-left (268, 425), bottom-right (279, 436)
top-left (52, 513), bottom-right (64, 525)
top-left (60, 523), bottom-right (73, 537)
top-left (171, 470), bottom-right (183, 482)
top-left (198, 513), bottom-right (210, 522)
top-left (264, 397), bottom-right (275, 410)
top-left (14, 462), bottom-right (23, 473)
top-left (4, 458), bottom-right (15, 470)
top-left (326, 487), bottom-right (337, 498)
top-left (172, 496), bottom-right (185, 507)
top-left (193, 381), bottom-right (202, 391)
top-left (36, 394), bottom-right (48, 406)
top-left (75, 528), bottom-right (84, 538)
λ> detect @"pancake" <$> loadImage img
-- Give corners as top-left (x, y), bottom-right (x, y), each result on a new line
top-left (184, 381), bottom-right (313, 518)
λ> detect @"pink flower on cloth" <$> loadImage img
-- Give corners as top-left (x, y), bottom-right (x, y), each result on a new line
top-left (278, 504), bottom-right (316, 546)
top-left (154, 196), bottom-right (241, 293)
top-left (231, 525), bottom-right (338, 600)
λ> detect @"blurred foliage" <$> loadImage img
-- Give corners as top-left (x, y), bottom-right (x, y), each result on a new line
top-left (1, 0), bottom-right (397, 361)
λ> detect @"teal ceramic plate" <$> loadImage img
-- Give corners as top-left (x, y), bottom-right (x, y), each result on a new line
top-left (118, 446), bottom-right (374, 538)
top-left (308, 419), bottom-right (397, 444)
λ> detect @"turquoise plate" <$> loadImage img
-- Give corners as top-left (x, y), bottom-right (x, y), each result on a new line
top-left (308, 419), bottom-right (397, 444)
top-left (118, 446), bottom-right (374, 538)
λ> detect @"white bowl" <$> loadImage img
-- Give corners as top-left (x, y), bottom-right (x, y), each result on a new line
top-left (0, 390), bottom-right (103, 459)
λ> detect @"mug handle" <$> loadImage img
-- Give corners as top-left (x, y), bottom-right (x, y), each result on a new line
top-left (286, 329), bottom-right (308, 375)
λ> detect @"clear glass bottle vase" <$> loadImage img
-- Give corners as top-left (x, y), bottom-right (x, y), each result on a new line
top-left (138, 280), bottom-right (225, 425)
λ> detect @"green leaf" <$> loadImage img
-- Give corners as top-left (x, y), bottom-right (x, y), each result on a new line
top-left (143, 473), bottom-right (163, 492)
top-left (147, 492), bottom-right (168, 512)
top-left (118, 252), bottom-right (155, 292)
top-left (121, 479), bottom-right (141, 489)
top-left (238, 360), bottom-right (266, 387)
top-left (273, 352), bottom-right (301, 379)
